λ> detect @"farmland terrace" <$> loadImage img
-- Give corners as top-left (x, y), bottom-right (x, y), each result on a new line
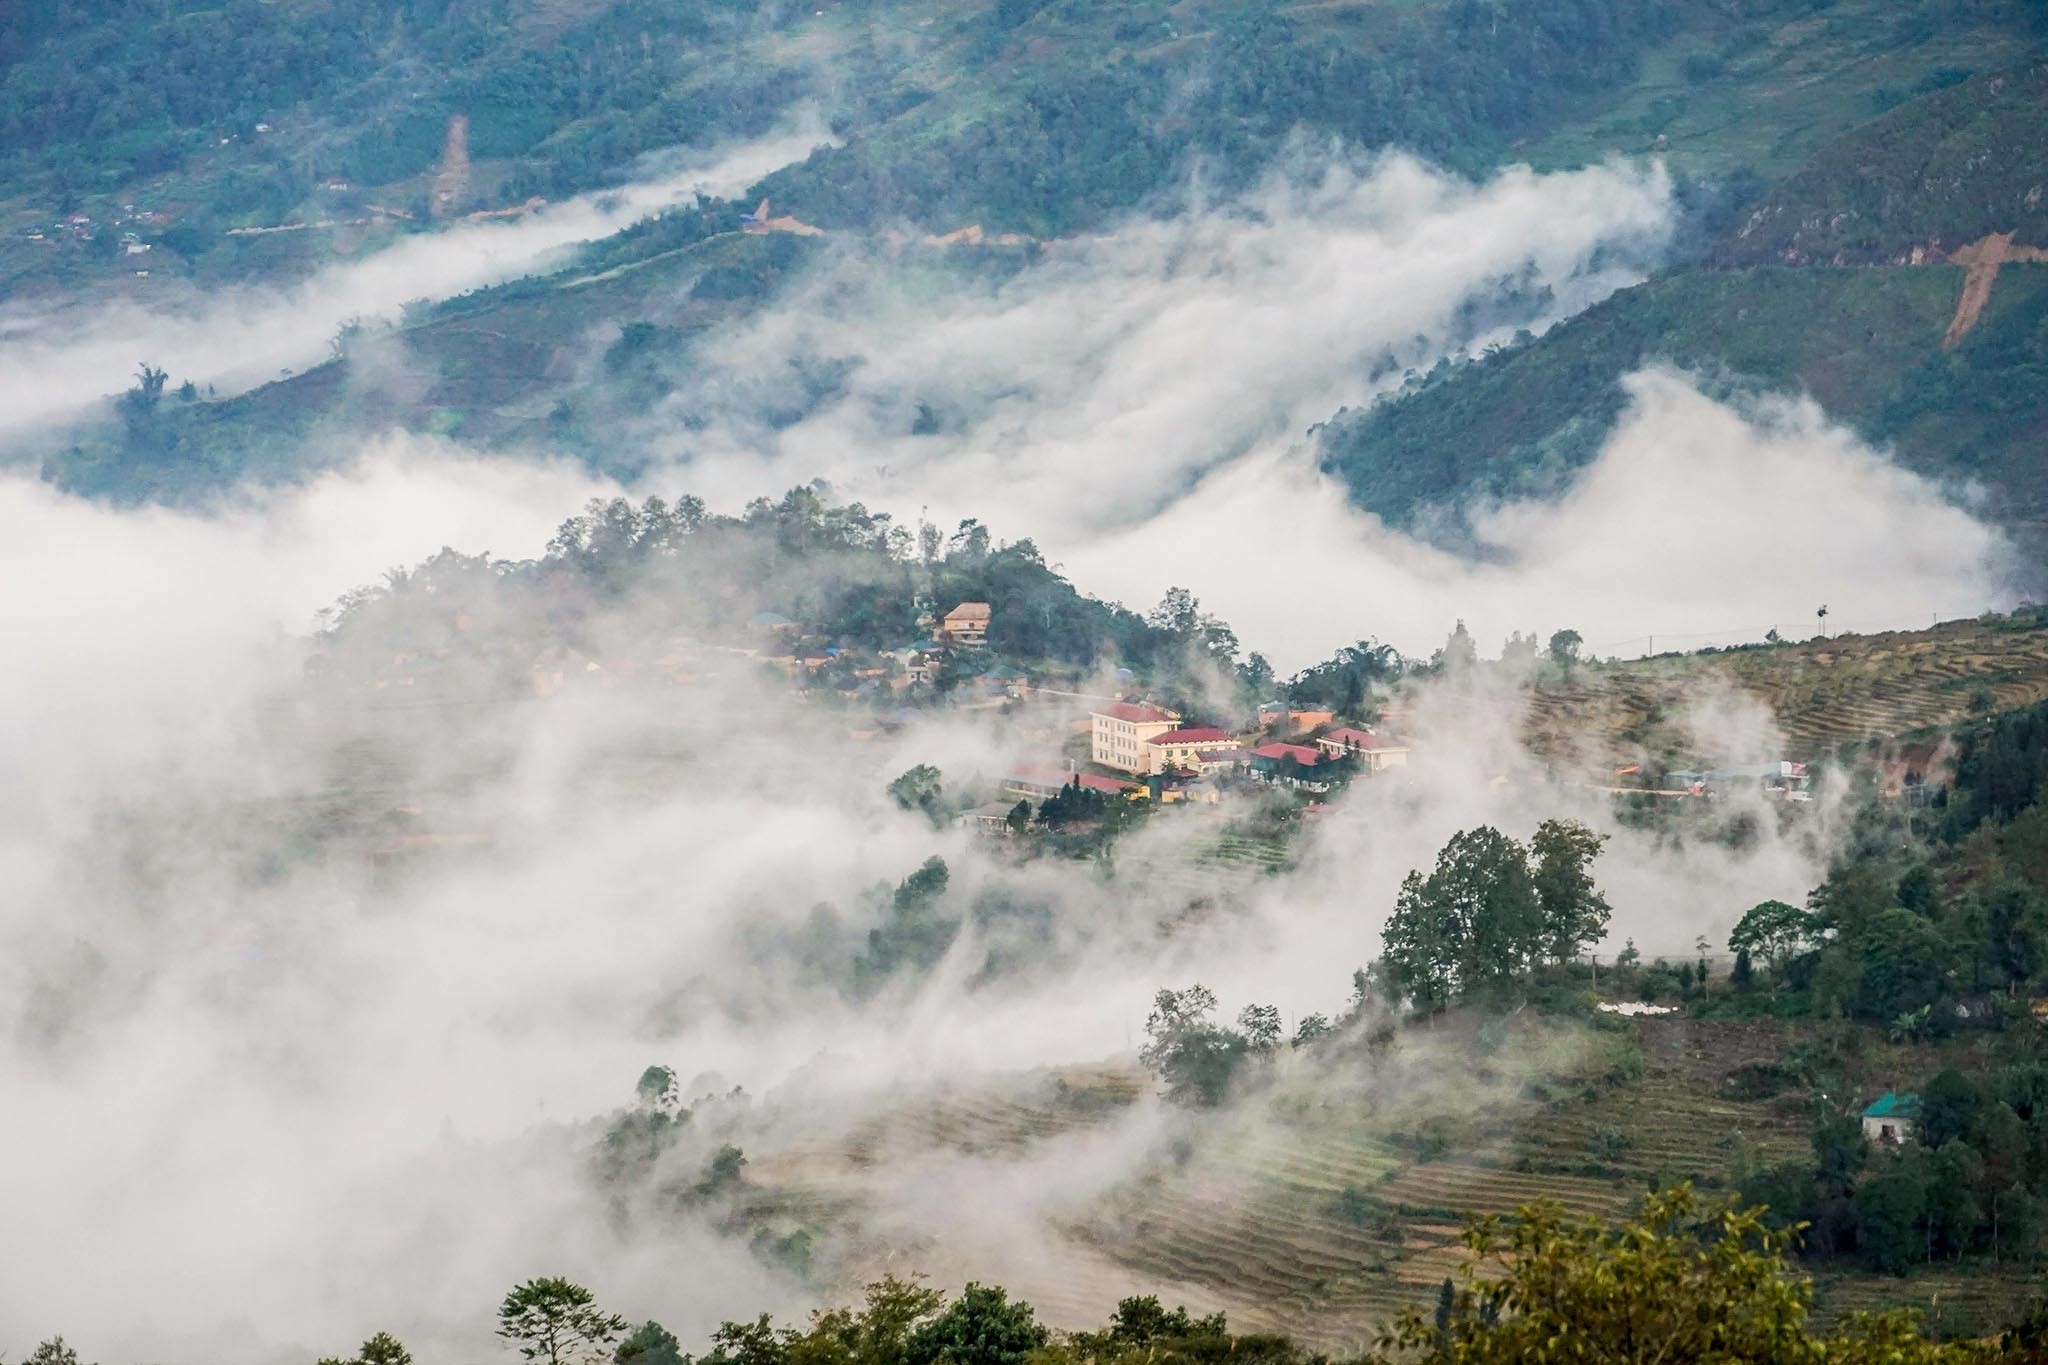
top-left (1509, 612), bottom-right (2048, 768)
top-left (731, 1009), bottom-right (2045, 1351)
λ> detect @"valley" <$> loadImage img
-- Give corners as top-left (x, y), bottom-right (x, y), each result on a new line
top-left (11, 3), bottom-right (2048, 1363)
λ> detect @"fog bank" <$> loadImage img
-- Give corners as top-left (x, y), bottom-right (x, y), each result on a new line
top-left (0, 109), bottom-right (835, 434)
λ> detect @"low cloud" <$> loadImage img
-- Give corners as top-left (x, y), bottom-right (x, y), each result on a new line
top-left (0, 109), bottom-right (835, 435)
top-left (616, 152), bottom-right (2014, 666)
top-left (658, 151), bottom-right (1675, 545)
top-left (1060, 368), bottom-right (2020, 668)
top-left (0, 436), bottom-right (1848, 1360)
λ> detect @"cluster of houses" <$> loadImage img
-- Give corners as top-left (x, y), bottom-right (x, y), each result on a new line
top-left (1088, 700), bottom-right (1407, 786)
top-left (748, 600), bottom-right (1032, 701)
top-left (981, 699), bottom-right (1412, 819)
top-left (22, 204), bottom-right (165, 255)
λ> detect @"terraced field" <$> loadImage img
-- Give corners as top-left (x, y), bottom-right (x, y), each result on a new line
top-left (738, 1012), bottom-right (2038, 1347)
top-left (1509, 613), bottom-right (2048, 767)
top-left (736, 1015), bottom-right (1838, 1348)
top-left (1189, 833), bottom-right (1291, 872)
top-left (1810, 1263), bottom-right (2047, 1338)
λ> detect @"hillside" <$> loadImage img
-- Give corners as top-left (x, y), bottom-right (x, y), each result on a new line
top-left (1714, 61), bottom-right (2048, 267)
top-left (0, 0), bottom-right (1691, 298)
top-left (739, 1011), bottom-right (2041, 1351)
top-left (0, 0), bottom-right (832, 299)
top-left (16, 0), bottom-right (2038, 301)
top-left (42, 215), bottom-right (836, 499)
top-left (1318, 261), bottom-right (2048, 551)
top-left (1505, 613), bottom-right (2048, 769)
top-left (20, 0), bottom-right (2048, 532)
top-left (1319, 49), bottom-right (2048, 560)
top-left (1522, 0), bottom-right (2047, 185)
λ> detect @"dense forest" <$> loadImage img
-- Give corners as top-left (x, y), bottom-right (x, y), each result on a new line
top-left (0, 0), bottom-right (800, 214)
top-left (325, 487), bottom-right (1170, 673)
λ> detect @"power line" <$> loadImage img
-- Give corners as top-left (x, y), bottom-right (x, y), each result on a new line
top-left (1581, 610), bottom-right (1981, 657)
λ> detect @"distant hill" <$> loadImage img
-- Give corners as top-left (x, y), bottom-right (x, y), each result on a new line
top-left (1519, 0), bottom-right (2046, 184)
top-left (1318, 51), bottom-right (2048, 563)
top-left (1713, 62), bottom-right (2048, 267)
top-left (16, 0), bottom-right (2048, 554)
top-left (1315, 261), bottom-right (2048, 551)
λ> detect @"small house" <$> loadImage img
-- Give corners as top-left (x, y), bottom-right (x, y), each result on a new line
top-left (1315, 726), bottom-right (1411, 773)
top-left (1004, 768), bottom-right (1144, 801)
top-left (1861, 1092), bottom-right (1919, 1146)
top-left (1143, 726), bottom-right (1238, 775)
top-left (938, 601), bottom-right (991, 647)
top-left (957, 801), bottom-right (1024, 834)
top-left (1248, 742), bottom-right (1336, 793)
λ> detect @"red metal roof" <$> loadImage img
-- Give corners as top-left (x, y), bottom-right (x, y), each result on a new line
top-left (1251, 742), bottom-right (1322, 764)
top-left (1095, 701), bottom-right (1177, 724)
top-left (1009, 767), bottom-right (1142, 794)
top-left (1148, 727), bottom-right (1233, 745)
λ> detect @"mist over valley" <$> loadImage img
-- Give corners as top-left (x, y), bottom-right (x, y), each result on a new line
top-left (8, 3), bottom-right (2048, 1362)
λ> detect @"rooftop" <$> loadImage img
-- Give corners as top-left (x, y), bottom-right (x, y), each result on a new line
top-left (1148, 727), bottom-right (1233, 745)
top-left (1251, 742), bottom-right (1323, 764)
top-left (1095, 701), bottom-right (1178, 725)
top-left (1863, 1091), bottom-right (1921, 1120)
top-left (1322, 726), bottom-right (1407, 750)
top-left (1010, 767), bottom-right (1142, 795)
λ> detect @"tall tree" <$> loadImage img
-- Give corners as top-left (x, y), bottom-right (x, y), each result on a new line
top-left (318, 1333), bottom-right (411, 1365)
top-left (904, 1283), bottom-right (1048, 1365)
top-left (496, 1278), bottom-right (628, 1365)
top-left (1382, 827), bottom-right (1543, 1006)
top-left (1236, 1003), bottom-right (1283, 1051)
top-left (26, 1341), bottom-right (90, 1365)
top-left (1727, 900), bottom-right (1819, 982)
top-left (1382, 869), bottom-right (1459, 1011)
top-left (1140, 986), bottom-right (1250, 1106)
top-left (1442, 826), bottom-right (1543, 989)
top-left (1529, 819), bottom-right (1610, 963)
top-left (1980, 878), bottom-right (2048, 994)
top-left (615, 1322), bottom-right (685, 1365)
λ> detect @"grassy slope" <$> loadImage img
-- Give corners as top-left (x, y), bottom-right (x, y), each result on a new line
top-left (0, 0), bottom-right (958, 299)
top-left (748, 0), bottom-right (1695, 235)
top-left (741, 1011), bottom-right (2039, 1349)
top-left (1501, 613), bottom-right (2048, 769)
top-left (44, 224), bottom-right (836, 498)
top-left (45, 0), bottom-right (2042, 505)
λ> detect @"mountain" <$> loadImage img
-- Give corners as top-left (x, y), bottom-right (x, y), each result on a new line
top-left (1317, 51), bottom-right (2048, 560)
top-left (10, 0), bottom-right (2048, 573)
top-left (0, 0), bottom-right (1685, 300)
top-left (1712, 62), bottom-right (2048, 267)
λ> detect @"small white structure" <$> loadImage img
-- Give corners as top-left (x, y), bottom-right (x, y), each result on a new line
top-left (1861, 1091), bottom-right (1919, 1146)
